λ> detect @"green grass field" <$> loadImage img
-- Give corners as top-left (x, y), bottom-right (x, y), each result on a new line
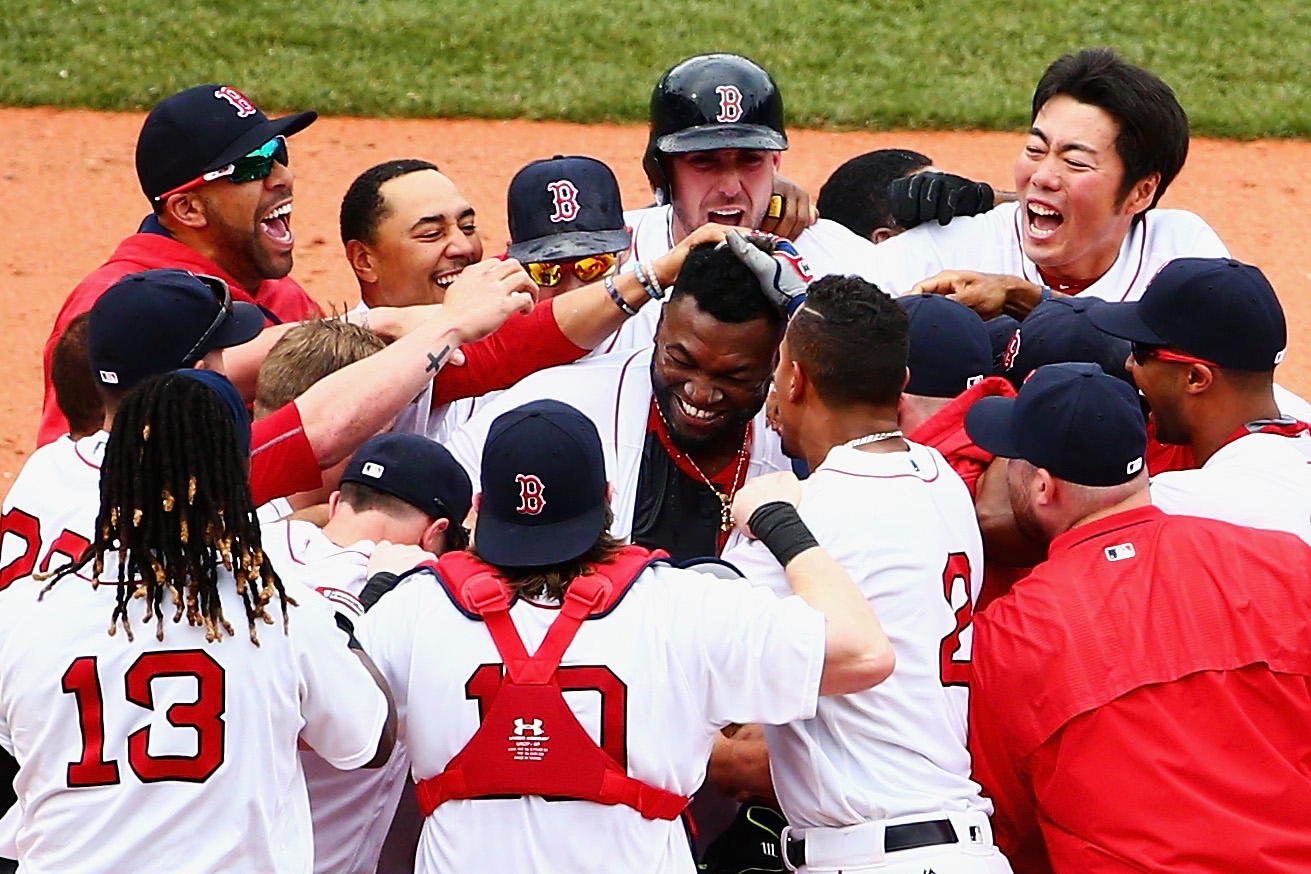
top-left (4, 0), bottom-right (1309, 138)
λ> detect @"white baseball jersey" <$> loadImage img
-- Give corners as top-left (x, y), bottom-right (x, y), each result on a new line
top-left (257, 518), bottom-right (414, 874)
top-left (445, 346), bottom-right (790, 539)
top-left (1150, 430), bottom-right (1311, 543)
top-left (0, 432), bottom-right (104, 600)
top-left (358, 563), bottom-right (825, 874)
top-left (721, 441), bottom-right (991, 829)
top-left (609, 205), bottom-right (887, 351)
top-left (0, 566), bottom-right (388, 874)
top-left (862, 202), bottom-right (1228, 299)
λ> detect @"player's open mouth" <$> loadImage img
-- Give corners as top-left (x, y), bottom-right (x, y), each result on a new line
top-left (707, 208), bottom-right (747, 226)
top-left (433, 267), bottom-right (465, 289)
top-left (1025, 200), bottom-right (1063, 240)
top-left (260, 202), bottom-right (294, 247)
top-left (674, 395), bottom-right (724, 427)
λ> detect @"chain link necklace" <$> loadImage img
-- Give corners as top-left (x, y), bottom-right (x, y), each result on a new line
top-left (655, 403), bottom-right (752, 532)
top-left (843, 430), bottom-right (903, 449)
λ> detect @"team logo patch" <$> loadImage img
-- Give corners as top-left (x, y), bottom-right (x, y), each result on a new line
top-left (1125, 456), bottom-right (1144, 475)
top-left (509, 717), bottom-right (550, 762)
top-left (965, 374), bottom-right (985, 389)
top-left (1104, 542), bottom-right (1136, 562)
top-left (98, 370), bottom-right (119, 384)
top-left (715, 84), bottom-right (744, 123)
top-left (213, 86), bottom-right (258, 118)
top-left (361, 461), bottom-right (385, 479)
top-left (514, 473), bottom-right (545, 515)
top-left (546, 179), bottom-right (580, 223)
top-left (1002, 329), bottom-right (1022, 371)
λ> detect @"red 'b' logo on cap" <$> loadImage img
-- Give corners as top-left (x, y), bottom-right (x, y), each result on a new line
top-left (715, 85), bottom-right (743, 123)
top-left (546, 180), bottom-right (580, 223)
top-left (214, 86), bottom-right (257, 118)
top-left (515, 474), bottom-right (545, 515)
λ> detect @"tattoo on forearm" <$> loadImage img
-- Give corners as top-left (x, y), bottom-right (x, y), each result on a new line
top-left (426, 346), bottom-right (452, 373)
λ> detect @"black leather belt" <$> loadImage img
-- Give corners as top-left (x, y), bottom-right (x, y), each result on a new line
top-left (784, 819), bottom-right (957, 868)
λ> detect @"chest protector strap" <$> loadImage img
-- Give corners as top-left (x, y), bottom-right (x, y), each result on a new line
top-left (414, 547), bottom-right (689, 821)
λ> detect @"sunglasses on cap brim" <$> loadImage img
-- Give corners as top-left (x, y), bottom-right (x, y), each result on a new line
top-left (525, 252), bottom-right (620, 288)
top-left (181, 274), bottom-right (234, 366)
top-left (154, 136), bottom-right (289, 202)
top-left (1130, 341), bottom-right (1218, 368)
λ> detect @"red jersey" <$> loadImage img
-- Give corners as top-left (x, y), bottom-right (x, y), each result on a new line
top-left (40, 221), bottom-right (323, 446)
top-left (970, 505), bottom-right (1311, 874)
top-left (249, 402), bottom-right (321, 507)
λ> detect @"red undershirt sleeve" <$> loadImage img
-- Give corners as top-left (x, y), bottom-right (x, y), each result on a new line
top-left (249, 402), bottom-right (323, 507)
top-left (431, 298), bottom-right (587, 406)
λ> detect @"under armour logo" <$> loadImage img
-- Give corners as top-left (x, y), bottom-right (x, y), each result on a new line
top-left (1002, 330), bottom-right (1022, 371)
top-left (515, 474), bottom-right (545, 515)
top-left (513, 718), bottom-right (544, 736)
top-left (1104, 542), bottom-right (1137, 562)
top-left (546, 180), bottom-right (580, 223)
top-left (715, 84), bottom-right (744, 123)
top-left (361, 462), bottom-right (385, 478)
top-left (213, 86), bottom-right (257, 118)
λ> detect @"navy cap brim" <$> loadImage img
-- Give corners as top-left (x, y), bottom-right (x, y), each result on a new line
top-left (507, 228), bottom-right (632, 263)
top-left (205, 111), bottom-right (317, 174)
top-left (657, 123), bottom-right (788, 154)
top-left (1084, 300), bottom-right (1170, 346)
top-left (475, 501), bottom-right (609, 569)
top-left (207, 300), bottom-right (266, 351)
top-left (964, 395), bottom-right (1025, 460)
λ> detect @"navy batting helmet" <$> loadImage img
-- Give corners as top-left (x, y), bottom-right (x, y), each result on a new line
top-left (643, 53), bottom-right (788, 203)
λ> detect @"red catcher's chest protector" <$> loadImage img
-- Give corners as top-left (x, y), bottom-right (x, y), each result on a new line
top-left (414, 546), bottom-right (691, 821)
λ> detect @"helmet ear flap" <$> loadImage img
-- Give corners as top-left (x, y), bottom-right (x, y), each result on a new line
top-left (642, 138), bottom-right (668, 205)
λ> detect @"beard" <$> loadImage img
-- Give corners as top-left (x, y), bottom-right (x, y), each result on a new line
top-left (650, 363), bottom-right (764, 455)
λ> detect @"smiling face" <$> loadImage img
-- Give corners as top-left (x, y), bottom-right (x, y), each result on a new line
top-left (197, 156), bottom-right (296, 289)
top-left (666, 148), bottom-right (781, 242)
top-left (650, 295), bottom-right (778, 452)
top-left (1014, 94), bottom-right (1157, 285)
top-left (357, 169), bottom-right (483, 307)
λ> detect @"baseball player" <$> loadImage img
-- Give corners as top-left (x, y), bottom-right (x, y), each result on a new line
top-left (0, 370), bottom-right (394, 874)
top-left (261, 432), bottom-right (472, 874)
top-left (719, 272), bottom-right (1010, 874)
top-left (358, 398), bottom-right (894, 873)
top-left (963, 362), bottom-right (1311, 873)
top-left (40, 84), bottom-right (324, 444)
top-left (613, 53), bottom-right (885, 348)
top-left (446, 240), bottom-right (796, 560)
top-left (1087, 257), bottom-right (1311, 542)
top-left (2, 266), bottom-right (534, 599)
top-left (865, 49), bottom-right (1228, 314)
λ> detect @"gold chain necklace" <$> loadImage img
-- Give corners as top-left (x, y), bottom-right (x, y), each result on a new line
top-left (655, 404), bottom-right (752, 532)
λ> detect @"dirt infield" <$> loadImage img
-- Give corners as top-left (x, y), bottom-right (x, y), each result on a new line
top-left (2, 106), bottom-right (1309, 500)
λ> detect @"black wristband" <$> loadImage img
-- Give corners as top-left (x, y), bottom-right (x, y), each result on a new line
top-left (359, 571), bottom-right (401, 611)
top-left (748, 501), bottom-right (820, 567)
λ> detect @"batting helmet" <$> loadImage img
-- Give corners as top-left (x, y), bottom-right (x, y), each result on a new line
top-left (643, 53), bottom-right (788, 203)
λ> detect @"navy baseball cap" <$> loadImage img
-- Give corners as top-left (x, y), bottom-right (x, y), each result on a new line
top-left (506, 156), bottom-right (632, 263)
top-left (1001, 297), bottom-right (1132, 388)
top-left (899, 294), bottom-right (992, 398)
top-left (966, 362), bottom-right (1147, 487)
top-left (1087, 257), bottom-right (1287, 371)
top-left (341, 433), bottom-right (473, 524)
top-left (174, 369), bottom-right (252, 457)
top-left (475, 400), bottom-right (608, 569)
top-left (88, 269), bottom-right (265, 390)
top-left (136, 84), bottom-right (317, 202)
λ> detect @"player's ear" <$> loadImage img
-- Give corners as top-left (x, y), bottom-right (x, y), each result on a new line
top-left (870, 227), bottom-right (897, 244)
top-left (1121, 172), bottom-right (1159, 217)
top-left (345, 239), bottom-right (379, 284)
top-left (901, 367), bottom-right (911, 391)
top-left (1183, 363), bottom-right (1214, 394)
top-left (160, 191), bottom-right (209, 231)
top-left (421, 517), bottom-right (450, 554)
top-left (327, 490), bottom-right (343, 517)
top-left (1032, 467), bottom-right (1058, 507)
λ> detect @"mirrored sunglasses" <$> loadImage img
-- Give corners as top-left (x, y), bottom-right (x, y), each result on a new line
top-left (155, 136), bottom-right (289, 202)
top-left (525, 252), bottom-right (619, 288)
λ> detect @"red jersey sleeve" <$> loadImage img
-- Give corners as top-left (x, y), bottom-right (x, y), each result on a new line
top-left (250, 403), bottom-right (322, 507)
top-left (431, 298), bottom-right (587, 406)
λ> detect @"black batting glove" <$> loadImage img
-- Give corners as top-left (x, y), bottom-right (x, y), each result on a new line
top-left (888, 171), bottom-right (995, 229)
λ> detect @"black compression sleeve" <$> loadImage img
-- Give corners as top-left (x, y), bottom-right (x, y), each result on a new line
top-left (748, 501), bottom-right (820, 567)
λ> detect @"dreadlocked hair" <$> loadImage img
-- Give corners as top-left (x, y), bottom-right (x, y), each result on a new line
top-left (39, 371), bottom-right (292, 645)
